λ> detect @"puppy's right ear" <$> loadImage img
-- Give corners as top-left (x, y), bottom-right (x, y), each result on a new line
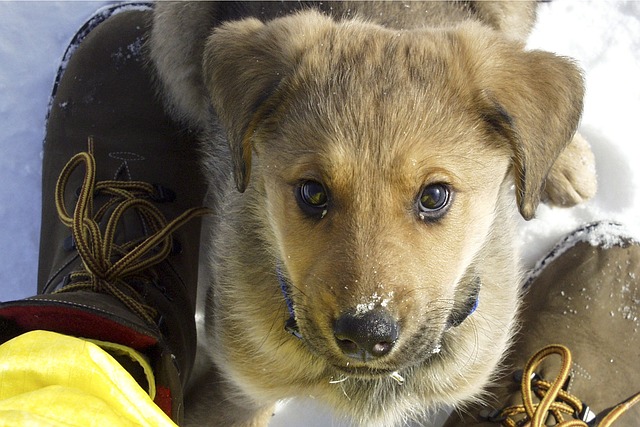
top-left (458, 25), bottom-right (585, 220)
top-left (203, 12), bottom-right (329, 192)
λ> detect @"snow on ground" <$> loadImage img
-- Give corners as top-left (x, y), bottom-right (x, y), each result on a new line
top-left (0, 1), bottom-right (638, 426)
top-left (519, 0), bottom-right (640, 268)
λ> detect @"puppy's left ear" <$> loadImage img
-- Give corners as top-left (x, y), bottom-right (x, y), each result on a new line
top-left (462, 25), bottom-right (585, 220)
top-left (202, 12), bottom-right (331, 192)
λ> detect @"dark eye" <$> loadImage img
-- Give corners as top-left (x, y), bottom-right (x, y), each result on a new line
top-left (296, 180), bottom-right (329, 218)
top-left (417, 183), bottom-right (451, 221)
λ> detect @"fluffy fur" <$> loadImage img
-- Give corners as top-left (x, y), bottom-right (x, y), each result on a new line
top-left (148, 2), bottom-right (596, 425)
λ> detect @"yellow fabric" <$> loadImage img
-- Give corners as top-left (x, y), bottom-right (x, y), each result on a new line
top-left (0, 330), bottom-right (177, 427)
top-left (83, 336), bottom-right (157, 399)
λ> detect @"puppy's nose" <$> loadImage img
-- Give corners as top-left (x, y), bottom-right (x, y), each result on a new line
top-left (334, 309), bottom-right (399, 362)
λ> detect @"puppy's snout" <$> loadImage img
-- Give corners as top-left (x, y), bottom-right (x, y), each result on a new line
top-left (333, 309), bottom-right (399, 362)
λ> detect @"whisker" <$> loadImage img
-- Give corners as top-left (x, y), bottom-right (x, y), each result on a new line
top-left (329, 375), bottom-right (350, 384)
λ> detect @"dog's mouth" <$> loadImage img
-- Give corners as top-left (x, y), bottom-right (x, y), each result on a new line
top-left (330, 365), bottom-right (406, 385)
top-left (326, 337), bottom-right (445, 385)
top-left (325, 331), bottom-right (446, 377)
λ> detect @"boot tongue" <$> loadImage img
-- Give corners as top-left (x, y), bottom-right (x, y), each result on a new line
top-left (104, 192), bottom-right (152, 253)
top-left (58, 182), bottom-right (158, 288)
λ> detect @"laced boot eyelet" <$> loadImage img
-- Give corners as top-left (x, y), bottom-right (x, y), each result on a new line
top-left (577, 403), bottom-right (596, 423)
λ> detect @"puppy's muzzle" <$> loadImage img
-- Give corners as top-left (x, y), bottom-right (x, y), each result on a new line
top-left (333, 308), bottom-right (399, 363)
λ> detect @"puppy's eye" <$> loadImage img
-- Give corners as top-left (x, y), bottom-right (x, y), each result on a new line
top-left (417, 183), bottom-right (451, 221)
top-left (296, 180), bottom-right (328, 218)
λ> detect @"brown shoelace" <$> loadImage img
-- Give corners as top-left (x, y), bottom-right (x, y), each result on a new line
top-left (53, 138), bottom-right (210, 325)
top-left (495, 344), bottom-right (640, 427)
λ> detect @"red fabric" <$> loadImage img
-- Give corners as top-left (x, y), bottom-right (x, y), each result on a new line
top-left (1, 303), bottom-right (176, 419)
top-left (153, 386), bottom-right (173, 419)
top-left (0, 305), bottom-right (157, 350)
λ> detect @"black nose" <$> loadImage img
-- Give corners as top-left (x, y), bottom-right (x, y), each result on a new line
top-left (334, 309), bottom-right (399, 362)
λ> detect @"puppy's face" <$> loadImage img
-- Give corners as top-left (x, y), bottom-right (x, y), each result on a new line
top-left (255, 75), bottom-right (510, 374)
top-left (203, 11), bottom-right (584, 377)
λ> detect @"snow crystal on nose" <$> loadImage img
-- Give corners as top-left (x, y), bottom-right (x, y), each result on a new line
top-left (355, 292), bottom-right (394, 315)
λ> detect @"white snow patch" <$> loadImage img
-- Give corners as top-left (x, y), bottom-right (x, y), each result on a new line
top-left (355, 291), bottom-right (394, 315)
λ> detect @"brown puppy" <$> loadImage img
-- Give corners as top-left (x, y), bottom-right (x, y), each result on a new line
top-left (149, 2), bottom-right (596, 425)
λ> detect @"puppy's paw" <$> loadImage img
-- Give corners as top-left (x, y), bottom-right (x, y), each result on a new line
top-left (543, 132), bottom-right (597, 207)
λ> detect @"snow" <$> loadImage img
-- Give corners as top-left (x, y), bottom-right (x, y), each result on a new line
top-left (524, 221), bottom-right (639, 290)
top-left (0, 2), bottom-right (638, 426)
top-left (355, 291), bottom-right (394, 315)
top-left (519, 1), bottom-right (640, 268)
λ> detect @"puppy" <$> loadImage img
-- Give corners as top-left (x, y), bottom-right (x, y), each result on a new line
top-left (149, 2), bottom-right (596, 425)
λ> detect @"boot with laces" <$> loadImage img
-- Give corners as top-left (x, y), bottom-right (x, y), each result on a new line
top-left (0, 4), bottom-right (207, 423)
top-left (444, 221), bottom-right (640, 427)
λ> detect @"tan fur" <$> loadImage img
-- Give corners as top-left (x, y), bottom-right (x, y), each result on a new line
top-left (148, 2), bottom-right (596, 426)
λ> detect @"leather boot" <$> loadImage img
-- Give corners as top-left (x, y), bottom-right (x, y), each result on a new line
top-left (0, 4), bottom-right (208, 423)
top-left (444, 221), bottom-right (640, 427)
